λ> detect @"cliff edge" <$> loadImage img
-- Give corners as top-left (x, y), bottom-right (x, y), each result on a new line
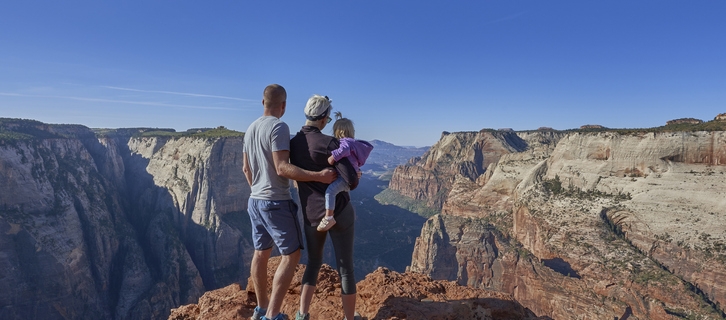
top-left (169, 257), bottom-right (547, 320)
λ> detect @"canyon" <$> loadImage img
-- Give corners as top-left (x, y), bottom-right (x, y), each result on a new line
top-left (0, 120), bottom-right (253, 319)
top-left (0, 119), bottom-right (426, 320)
top-left (393, 126), bottom-right (726, 318)
top-left (3, 116), bottom-right (726, 319)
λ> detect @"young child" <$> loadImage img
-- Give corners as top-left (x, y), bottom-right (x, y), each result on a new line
top-left (318, 112), bottom-right (374, 232)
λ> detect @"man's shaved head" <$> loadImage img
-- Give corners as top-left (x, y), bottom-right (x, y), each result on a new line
top-left (263, 84), bottom-right (287, 109)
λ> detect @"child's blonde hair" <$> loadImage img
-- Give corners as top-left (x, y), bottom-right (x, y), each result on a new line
top-left (332, 111), bottom-right (355, 139)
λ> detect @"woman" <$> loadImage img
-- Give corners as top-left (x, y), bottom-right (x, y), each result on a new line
top-left (289, 95), bottom-right (360, 320)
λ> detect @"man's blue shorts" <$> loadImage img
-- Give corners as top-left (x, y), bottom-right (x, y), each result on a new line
top-left (247, 198), bottom-right (303, 255)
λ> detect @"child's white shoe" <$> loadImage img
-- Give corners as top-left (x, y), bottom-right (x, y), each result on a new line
top-left (317, 216), bottom-right (336, 232)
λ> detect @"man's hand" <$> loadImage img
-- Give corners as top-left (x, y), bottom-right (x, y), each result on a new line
top-left (318, 168), bottom-right (337, 184)
top-left (274, 150), bottom-right (335, 183)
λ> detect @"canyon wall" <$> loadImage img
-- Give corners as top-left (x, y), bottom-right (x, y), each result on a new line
top-left (0, 121), bottom-right (254, 320)
top-left (402, 129), bottom-right (726, 319)
top-left (4, 118), bottom-right (726, 319)
top-left (387, 130), bottom-right (560, 212)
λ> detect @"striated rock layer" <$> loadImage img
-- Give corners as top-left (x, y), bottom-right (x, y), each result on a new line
top-left (169, 257), bottom-right (547, 320)
top-left (403, 130), bottom-right (726, 319)
top-left (0, 122), bottom-right (254, 320)
top-left (388, 130), bottom-right (560, 212)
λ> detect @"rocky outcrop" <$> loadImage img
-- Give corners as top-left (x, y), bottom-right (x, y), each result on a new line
top-left (716, 113), bottom-right (726, 121)
top-left (0, 121), bottom-right (254, 320)
top-left (405, 130), bottom-right (726, 318)
top-left (169, 257), bottom-right (547, 320)
top-left (580, 124), bottom-right (606, 129)
top-left (408, 214), bottom-right (681, 319)
top-left (666, 118), bottom-right (704, 125)
top-left (605, 208), bottom-right (726, 314)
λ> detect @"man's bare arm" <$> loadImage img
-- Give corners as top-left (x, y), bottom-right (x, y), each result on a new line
top-left (273, 150), bottom-right (336, 183)
top-left (242, 152), bottom-right (253, 186)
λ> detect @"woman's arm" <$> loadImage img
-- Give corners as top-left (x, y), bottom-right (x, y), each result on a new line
top-left (334, 156), bottom-right (359, 190)
top-left (328, 138), bottom-right (359, 190)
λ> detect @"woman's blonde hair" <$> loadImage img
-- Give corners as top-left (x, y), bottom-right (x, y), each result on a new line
top-left (332, 111), bottom-right (355, 139)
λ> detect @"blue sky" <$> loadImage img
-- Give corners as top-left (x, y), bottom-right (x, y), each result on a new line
top-left (1, 1), bottom-right (724, 147)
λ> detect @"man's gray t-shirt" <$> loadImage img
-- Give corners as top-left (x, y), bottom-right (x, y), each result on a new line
top-left (243, 116), bottom-right (292, 201)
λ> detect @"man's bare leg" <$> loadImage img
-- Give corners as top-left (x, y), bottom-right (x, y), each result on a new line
top-left (341, 292), bottom-right (356, 320)
top-left (265, 249), bottom-right (302, 319)
top-left (251, 248), bottom-right (272, 310)
top-left (298, 284), bottom-right (316, 315)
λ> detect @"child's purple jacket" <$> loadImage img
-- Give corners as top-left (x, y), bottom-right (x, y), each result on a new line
top-left (331, 137), bottom-right (374, 173)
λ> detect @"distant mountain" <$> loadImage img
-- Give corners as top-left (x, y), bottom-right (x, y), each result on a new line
top-left (365, 139), bottom-right (429, 171)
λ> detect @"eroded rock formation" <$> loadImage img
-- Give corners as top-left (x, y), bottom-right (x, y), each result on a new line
top-left (387, 130), bottom-right (553, 212)
top-left (402, 129), bottom-right (726, 319)
top-left (580, 124), bottom-right (606, 129)
top-left (0, 121), bottom-right (253, 319)
top-left (666, 118), bottom-right (704, 125)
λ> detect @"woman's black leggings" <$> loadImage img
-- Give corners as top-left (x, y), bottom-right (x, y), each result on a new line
top-left (301, 202), bottom-right (356, 294)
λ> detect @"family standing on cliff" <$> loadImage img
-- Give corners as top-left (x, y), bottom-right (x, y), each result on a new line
top-left (242, 84), bottom-right (372, 320)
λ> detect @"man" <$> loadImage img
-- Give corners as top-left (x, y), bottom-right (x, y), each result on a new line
top-left (243, 84), bottom-right (336, 320)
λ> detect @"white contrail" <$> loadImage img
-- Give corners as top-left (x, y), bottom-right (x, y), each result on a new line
top-left (61, 96), bottom-right (238, 110)
top-left (102, 86), bottom-right (256, 102)
top-left (0, 92), bottom-right (240, 110)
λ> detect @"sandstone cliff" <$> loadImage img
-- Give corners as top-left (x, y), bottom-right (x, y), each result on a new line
top-left (385, 130), bottom-right (561, 215)
top-left (403, 129), bottom-right (726, 319)
top-left (0, 120), bottom-right (254, 319)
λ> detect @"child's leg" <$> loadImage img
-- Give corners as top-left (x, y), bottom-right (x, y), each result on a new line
top-left (325, 176), bottom-right (350, 216)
